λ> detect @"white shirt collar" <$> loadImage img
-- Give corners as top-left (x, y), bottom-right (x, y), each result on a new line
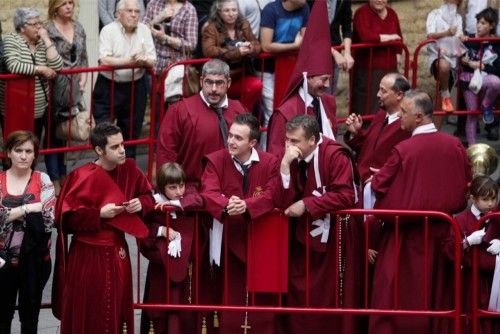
top-left (412, 123), bottom-right (438, 136)
top-left (470, 204), bottom-right (484, 220)
top-left (199, 92), bottom-right (229, 109)
top-left (386, 112), bottom-right (400, 125)
top-left (232, 148), bottom-right (260, 174)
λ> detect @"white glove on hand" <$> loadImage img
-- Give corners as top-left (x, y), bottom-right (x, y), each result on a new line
top-left (167, 233), bottom-right (182, 258)
top-left (467, 228), bottom-right (486, 246)
top-left (0, 257), bottom-right (5, 269)
top-left (487, 239), bottom-right (500, 255)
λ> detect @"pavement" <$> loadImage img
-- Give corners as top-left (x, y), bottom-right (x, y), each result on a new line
top-left (10, 115), bottom-right (500, 333)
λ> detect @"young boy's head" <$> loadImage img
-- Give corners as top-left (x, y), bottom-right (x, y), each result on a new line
top-left (157, 162), bottom-right (186, 200)
top-left (469, 175), bottom-right (499, 213)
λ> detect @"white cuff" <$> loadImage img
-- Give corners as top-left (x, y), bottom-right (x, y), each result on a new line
top-left (281, 172), bottom-right (290, 189)
top-left (157, 226), bottom-right (166, 238)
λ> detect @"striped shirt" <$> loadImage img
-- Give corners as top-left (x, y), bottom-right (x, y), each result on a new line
top-left (3, 32), bottom-right (64, 118)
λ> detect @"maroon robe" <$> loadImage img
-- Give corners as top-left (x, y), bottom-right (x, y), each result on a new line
top-left (370, 131), bottom-right (471, 334)
top-left (140, 190), bottom-right (204, 334)
top-left (157, 94), bottom-right (246, 187)
top-left (201, 148), bottom-right (280, 334)
top-left (52, 159), bottom-right (154, 334)
top-left (344, 109), bottom-right (410, 184)
top-left (277, 137), bottom-right (364, 334)
top-left (267, 93), bottom-right (338, 158)
top-left (455, 209), bottom-right (499, 334)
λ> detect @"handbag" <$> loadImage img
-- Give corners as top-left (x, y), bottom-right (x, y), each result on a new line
top-left (55, 103), bottom-right (95, 142)
top-left (164, 46), bottom-right (200, 101)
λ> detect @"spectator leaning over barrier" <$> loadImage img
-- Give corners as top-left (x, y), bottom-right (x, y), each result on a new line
top-left (46, 0), bottom-right (89, 196)
top-left (257, 0), bottom-right (309, 150)
top-left (2, 7), bottom-right (64, 140)
top-left (0, 131), bottom-right (55, 334)
top-left (202, 0), bottom-right (263, 113)
top-left (460, 7), bottom-right (500, 144)
top-left (93, 0), bottom-right (156, 159)
top-left (368, 90), bottom-right (471, 334)
top-left (351, 0), bottom-right (402, 115)
top-left (201, 113), bottom-right (280, 334)
top-left (426, 0), bottom-right (467, 117)
top-left (276, 114), bottom-right (362, 334)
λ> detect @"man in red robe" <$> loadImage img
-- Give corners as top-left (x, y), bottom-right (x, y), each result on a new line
top-left (157, 58), bottom-right (246, 187)
top-left (369, 90), bottom-right (471, 334)
top-left (201, 113), bottom-right (280, 334)
top-left (344, 73), bottom-right (411, 185)
top-left (277, 114), bottom-right (363, 334)
top-left (52, 122), bottom-right (154, 334)
top-left (267, 0), bottom-right (337, 158)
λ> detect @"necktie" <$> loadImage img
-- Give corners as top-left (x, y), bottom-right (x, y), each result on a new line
top-left (373, 116), bottom-right (389, 149)
top-left (311, 97), bottom-right (323, 131)
top-left (212, 106), bottom-right (228, 147)
top-left (298, 160), bottom-right (308, 187)
top-left (234, 159), bottom-right (250, 194)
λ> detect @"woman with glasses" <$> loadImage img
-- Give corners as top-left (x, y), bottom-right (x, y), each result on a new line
top-left (2, 7), bottom-right (63, 139)
top-left (46, 0), bottom-right (88, 196)
top-left (202, 0), bottom-right (262, 113)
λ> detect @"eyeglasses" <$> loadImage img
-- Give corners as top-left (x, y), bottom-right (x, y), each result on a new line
top-left (25, 21), bottom-right (42, 28)
top-left (70, 44), bottom-right (76, 63)
top-left (203, 79), bottom-right (227, 88)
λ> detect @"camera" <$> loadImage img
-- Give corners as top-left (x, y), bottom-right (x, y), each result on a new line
top-left (223, 38), bottom-right (245, 48)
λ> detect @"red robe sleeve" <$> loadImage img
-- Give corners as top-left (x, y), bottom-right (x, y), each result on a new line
top-left (302, 149), bottom-right (356, 219)
top-left (201, 159), bottom-right (230, 220)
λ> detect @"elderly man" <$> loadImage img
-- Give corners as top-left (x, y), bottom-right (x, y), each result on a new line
top-left (267, 0), bottom-right (336, 157)
top-left (277, 115), bottom-right (362, 334)
top-left (369, 90), bottom-right (471, 334)
top-left (93, 0), bottom-right (155, 158)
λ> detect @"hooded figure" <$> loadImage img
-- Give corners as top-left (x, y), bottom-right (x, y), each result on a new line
top-left (266, 0), bottom-right (338, 158)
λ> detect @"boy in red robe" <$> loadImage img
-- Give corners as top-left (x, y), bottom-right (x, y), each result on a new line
top-left (277, 114), bottom-right (363, 334)
top-left (52, 122), bottom-right (155, 334)
top-left (369, 90), bottom-right (471, 334)
top-left (201, 113), bottom-right (280, 334)
top-left (140, 162), bottom-right (204, 334)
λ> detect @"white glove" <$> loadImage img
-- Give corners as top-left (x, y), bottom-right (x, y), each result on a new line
top-left (0, 257), bottom-right (5, 269)
top-left (466, 228), bottom-right (486, 246)
top-left (487, 239), bottom-right (500, 255)
top-left (167, 233), bottom-right (182, 258)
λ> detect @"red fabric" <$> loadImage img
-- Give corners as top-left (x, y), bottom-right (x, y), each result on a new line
top-left (201, 149), bottom-right (280, 334)
top-left (267, 93), bottom-right (337, 158)
top-left (369, 132), bottom-right (471, 334)
top-left (276, 137), bottom-right (364, 333)
top-left (352, 4), bottom-right (402, 70)
top-left (3, 78), bottom-right (35, 138)
top-left (344, 109), bottom-right (410, 184)
top-left (247, 211), bottom-right (288, 293)
top-left (52, 160), bottom-right (154, 334)
top-left (157, 94), bottom-right (246, 187)
top-left (273, 55), bottom-right (297, 109)
top-left (227, 74), bottom-right (263, 113)
top-left (282, 0), bottom-right (333, 103)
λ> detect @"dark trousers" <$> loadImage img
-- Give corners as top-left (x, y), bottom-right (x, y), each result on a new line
top-left (93, 74), bottom-right (148, 158)
top-left (0, 253), bottom-right (51, 334)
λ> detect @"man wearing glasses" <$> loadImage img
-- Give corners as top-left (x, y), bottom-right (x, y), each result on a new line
top-left (93, 0), bottom-right (156, 158)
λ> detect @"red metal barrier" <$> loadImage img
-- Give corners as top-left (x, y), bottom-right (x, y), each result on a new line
top-left (134, 207), bottom-right (463, 334)
top-left (412, 37), bottom-right (500, 117)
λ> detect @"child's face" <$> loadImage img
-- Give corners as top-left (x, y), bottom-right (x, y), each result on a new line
top-left (164, 183), bottom-right (185, 200)
top-left (476, 18), bottom-right (494, 37)
top-left (473, 195), bottom-right (497, 214)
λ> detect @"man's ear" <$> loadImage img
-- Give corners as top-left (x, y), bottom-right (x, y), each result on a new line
top-left (95, 145), bottom-right (104, 157)
top-left (249, 138), bottom-right (258, 149)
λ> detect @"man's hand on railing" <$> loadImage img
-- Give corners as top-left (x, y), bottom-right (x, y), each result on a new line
top-left (284, 200), bottom-right (306, 217)
top-left (380, 34), bottom-right (401, 43)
